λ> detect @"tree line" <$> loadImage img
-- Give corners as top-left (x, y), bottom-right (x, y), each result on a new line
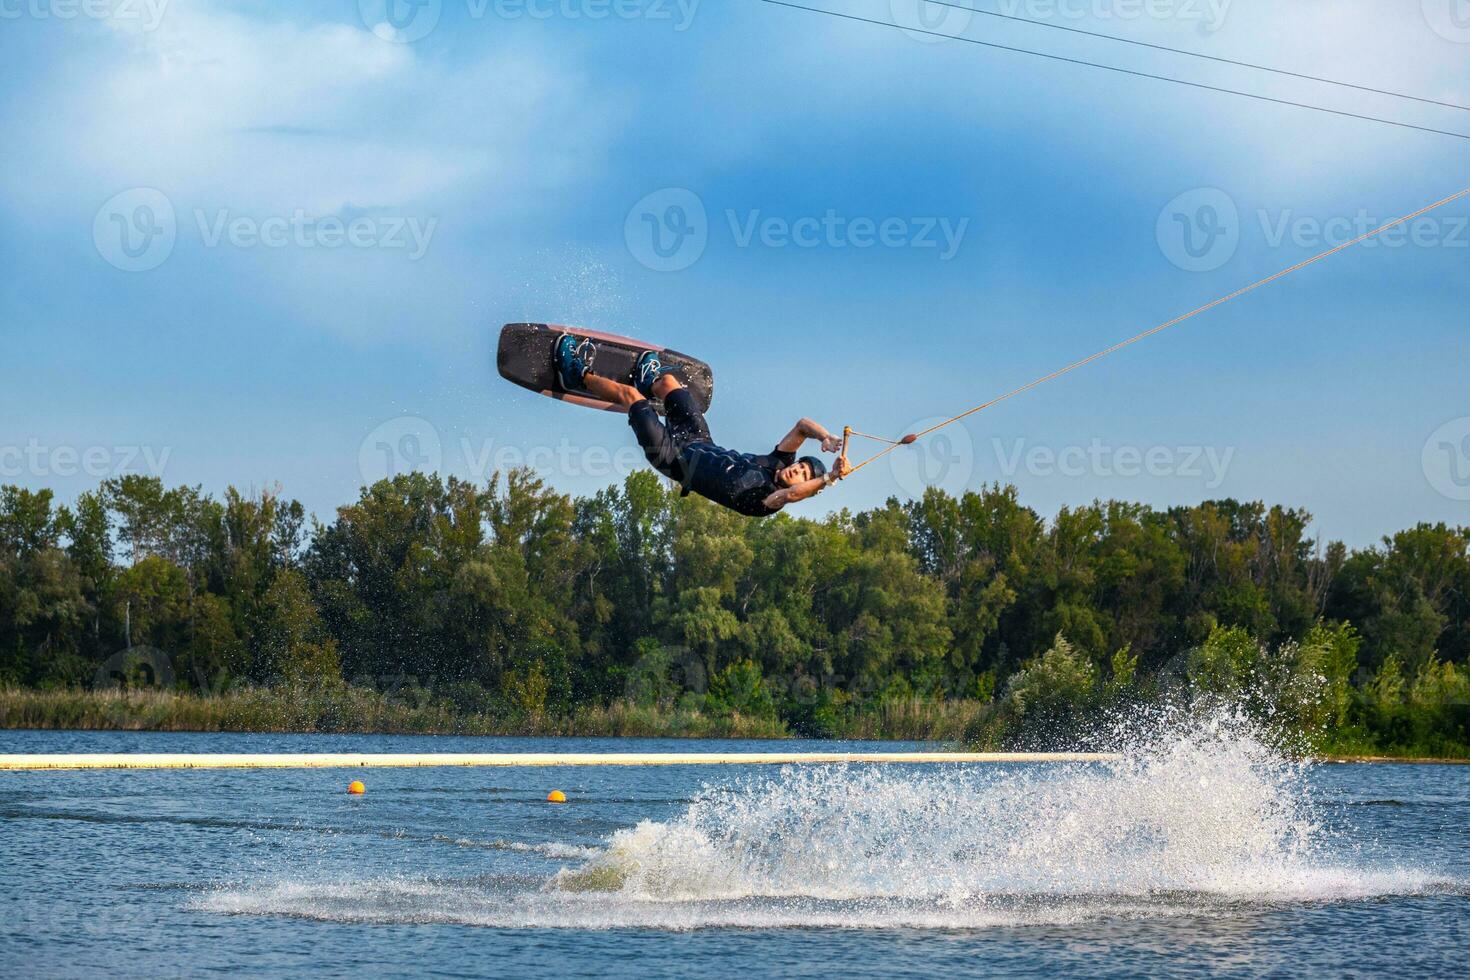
top-left (1, 472), bottom-right (1466, 753)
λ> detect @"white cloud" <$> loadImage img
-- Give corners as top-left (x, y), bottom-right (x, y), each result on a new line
top-left (0, 1), bottom-right (632, 345)
top-left (12, 3), bottom-right (626, 217)
top-left (695, 0), bottom-right (1467, 186)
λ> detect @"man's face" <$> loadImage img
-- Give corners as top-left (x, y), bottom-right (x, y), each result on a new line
top-left (777, 461), bottom-right (813, 487)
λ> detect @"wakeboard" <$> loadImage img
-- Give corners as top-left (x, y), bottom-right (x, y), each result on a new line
top-left (497, 323), bottom-right (715, 415)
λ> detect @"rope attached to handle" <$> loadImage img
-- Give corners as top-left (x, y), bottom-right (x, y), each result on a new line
top-left (831, 185), bottom-right (1470, 481)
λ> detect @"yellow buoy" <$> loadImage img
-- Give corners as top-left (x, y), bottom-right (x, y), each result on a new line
top-left (547, 789), bottom-right (567, 803)
top-left (347, 780), bottom-right (366, 795)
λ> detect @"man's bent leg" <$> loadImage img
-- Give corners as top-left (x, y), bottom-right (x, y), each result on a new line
top-left (627, 399), bottom-right (682, 476)
top-left (584, 370), bottom-right (702, 477)
top-left (582, 372), bottom-right (646, 411)
top-left (659, 383), bottom-right (713, 448)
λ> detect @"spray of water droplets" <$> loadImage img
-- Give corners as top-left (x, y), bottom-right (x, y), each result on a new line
top-left (198, 706), bottom-right (1444, 930)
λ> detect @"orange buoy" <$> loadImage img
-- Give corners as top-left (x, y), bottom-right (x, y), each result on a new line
top-left (547, 790), bottom-right (567, 803)
top-left (347, 780), bottom-right (366, 795)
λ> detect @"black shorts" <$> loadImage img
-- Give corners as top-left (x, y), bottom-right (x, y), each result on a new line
top-left (628, 388), bottom-right (712, 484)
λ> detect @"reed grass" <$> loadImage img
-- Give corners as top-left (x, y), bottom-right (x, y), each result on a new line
top-left (6, 687), bottom-right (1457, 757)
top-left (0, 686), bottom-right (792, 739)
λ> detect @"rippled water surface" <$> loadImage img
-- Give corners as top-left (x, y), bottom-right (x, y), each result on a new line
top-left (2, 727), bottom-right (1466, 978)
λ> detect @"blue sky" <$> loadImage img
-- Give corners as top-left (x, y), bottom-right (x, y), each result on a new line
top-left (1, 0), bottom-right (1467, 545)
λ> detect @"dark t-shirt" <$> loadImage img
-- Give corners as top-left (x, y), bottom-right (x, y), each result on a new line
top-left (679, 443), bottom-right (796, 517)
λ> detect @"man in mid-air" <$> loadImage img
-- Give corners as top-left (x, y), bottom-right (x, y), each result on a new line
top-left (555, 334), bottom-right (851, 517)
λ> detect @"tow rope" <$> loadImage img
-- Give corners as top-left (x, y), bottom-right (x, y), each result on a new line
top-left (834, 186), bottom-right (1470, 480)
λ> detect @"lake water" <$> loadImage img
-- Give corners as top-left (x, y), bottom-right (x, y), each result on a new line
top-left (2, 723), bottom-right (1466, 978)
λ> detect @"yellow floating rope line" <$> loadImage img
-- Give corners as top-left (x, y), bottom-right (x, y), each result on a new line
top-left (838, 186), bottom-right (1470, 479)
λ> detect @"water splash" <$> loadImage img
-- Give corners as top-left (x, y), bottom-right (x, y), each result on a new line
top-left (535, 249), bottom-right (634, 331)
top-left (197, 707), bottom-right (1447, 930)
top-left (552, 707), bottom-right (1390, 904)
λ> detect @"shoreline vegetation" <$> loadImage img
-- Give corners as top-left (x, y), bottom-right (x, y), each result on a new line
top-left (0, 688), bottom-right (1463, 763)
top-left (0, 686), bottom-right (973, 743)
top-left (2, 472), bottom-right (1467, 760)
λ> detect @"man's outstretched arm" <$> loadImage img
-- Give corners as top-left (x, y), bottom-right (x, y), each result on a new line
top-left (762, 457), bottom-right (853, 511)
top-left (776, 418), bottom-right (842, 454)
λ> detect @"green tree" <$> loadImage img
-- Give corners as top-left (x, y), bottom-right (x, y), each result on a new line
top-left (0, 486), bottom-right (62, 555)
top-left (59, 490), bottom-right (114, 656)
top-left (1328, 524), bottom-right (1469, 674)
top-left (706, 658), bottom-right (776, 719)
top-left (254, 569), bottom-right (339, 682)
top-left (113, 555), bottom-right (191, 651)
top-left (988, 633), bottom-right (1099, 746)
